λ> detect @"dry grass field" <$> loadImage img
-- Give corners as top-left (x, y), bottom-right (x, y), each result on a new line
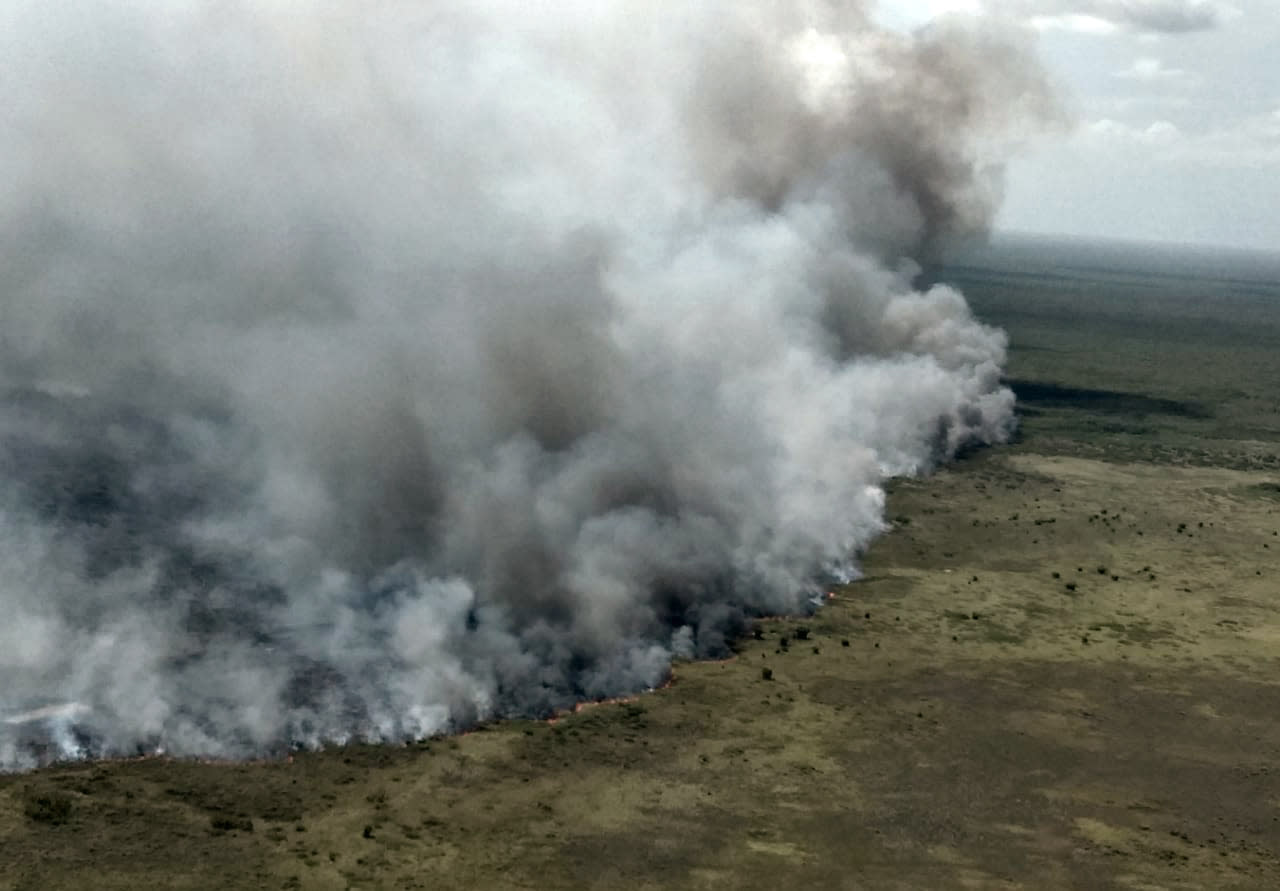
top-left (3, 237), bottom-right (1279, 889)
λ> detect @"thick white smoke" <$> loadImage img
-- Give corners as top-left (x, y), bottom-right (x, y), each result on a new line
top-left (0, 0), bottom-right (1053, 769)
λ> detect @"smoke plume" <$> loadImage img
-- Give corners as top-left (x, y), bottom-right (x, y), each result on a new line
top-left (0, 1), bottom-right (1053, 769)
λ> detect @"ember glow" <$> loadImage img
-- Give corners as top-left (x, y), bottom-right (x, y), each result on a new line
top-left (544, 677), bottom-right (677, 727)
top-left (0, 0), bottom-right (1054, 770)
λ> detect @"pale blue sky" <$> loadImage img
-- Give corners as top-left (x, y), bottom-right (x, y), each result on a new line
top-left (879, 1), bottom-right (1280, 251)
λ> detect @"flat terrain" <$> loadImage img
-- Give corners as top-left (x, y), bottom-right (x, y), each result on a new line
top-left (3, 237), bottom-right (1279, 889)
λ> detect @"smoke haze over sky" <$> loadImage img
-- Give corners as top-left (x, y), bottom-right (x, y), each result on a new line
top-left (884, 0), bottom-right (1280, 250)
top-left (0, 0), bottom-right (1058, 769)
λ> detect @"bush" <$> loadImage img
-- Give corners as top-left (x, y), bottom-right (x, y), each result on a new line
top-left (793, 626), bottom-right (810, 641)
top-left (210, 815), bottom-right (254, 833)
top-left (24, 792), bottom-right (73, 826)
top-left (761, 667), bottom-right (774, 681)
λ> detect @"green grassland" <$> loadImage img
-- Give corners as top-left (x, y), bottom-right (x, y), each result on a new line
top-left (4, 237), bottom-right (1280, 890)
top-left (946, 234), bottom-right (1280, 467)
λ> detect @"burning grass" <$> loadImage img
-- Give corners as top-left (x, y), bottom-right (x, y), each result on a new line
top-left (5, 446), bottom-right (1280, 889)
top-left (6, 246), bottom-right (1280, 887)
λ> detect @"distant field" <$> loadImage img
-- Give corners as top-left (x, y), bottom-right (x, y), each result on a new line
top-left (939, 234), bottom-right (1280, 466)
top-left (4, 236), bottom-right (1279, 890)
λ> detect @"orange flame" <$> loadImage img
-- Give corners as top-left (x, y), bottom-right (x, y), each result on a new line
top-left (545, 673), bottom-right (677, 725)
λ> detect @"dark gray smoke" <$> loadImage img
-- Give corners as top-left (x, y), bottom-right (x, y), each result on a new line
top-left (0, 1), bottom-right (1054, 769)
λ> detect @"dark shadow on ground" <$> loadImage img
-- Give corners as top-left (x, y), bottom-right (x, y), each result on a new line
top-left (1008, 379), bottom-right (1211, 420)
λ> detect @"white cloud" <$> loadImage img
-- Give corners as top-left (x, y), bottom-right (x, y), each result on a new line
top-left (872, 0), bottom-right (984, 31)
top-left (1079, 111), bottom-right (1280, 166)
top-left (877, 0), bottom-right (1279, 247)
top-left (1191, 108), bottom-right (1280, 166)
top-left (927, 0), bottom-right (986, 13)
top-left (1113, 56), bottom-right (1201, 86)
top-left (1027, 12), bottom-right (1120, 33)
top-left (955, 0), bottom-right (1231, 34)
top-left (1083, 117), bottom-right (1184, 149)
top-left (1091, 94), bottom-right (1195, 115)
top-left (877, 0), bottom-right (1231, 34)
top-left (1054, 1), bottom-right (1221, 32)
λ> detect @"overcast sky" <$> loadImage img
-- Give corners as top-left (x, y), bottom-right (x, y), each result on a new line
top-left (878, 0), bottom-right (1280, 251)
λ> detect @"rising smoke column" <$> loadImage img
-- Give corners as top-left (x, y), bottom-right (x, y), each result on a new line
top-left (0, 1), bottom-right (1055, 769)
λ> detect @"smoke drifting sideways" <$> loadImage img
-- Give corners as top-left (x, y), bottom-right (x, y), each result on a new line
top-left (0, 1), bottom-right (1055, 770)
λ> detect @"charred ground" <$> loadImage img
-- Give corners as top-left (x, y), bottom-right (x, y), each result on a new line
top-left (3, 237), bottom-right (1280, 890)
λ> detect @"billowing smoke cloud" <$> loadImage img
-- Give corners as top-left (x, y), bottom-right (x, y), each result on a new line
top-left (0, 1), bottom-right (1054, 769)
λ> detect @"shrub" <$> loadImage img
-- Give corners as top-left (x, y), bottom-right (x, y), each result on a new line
top-left (761, 667), bottom-right (773, 681)
top-left (24, 792), bottom-right (73, 826)
top-left (210, 815), bottom-right (254, 833)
